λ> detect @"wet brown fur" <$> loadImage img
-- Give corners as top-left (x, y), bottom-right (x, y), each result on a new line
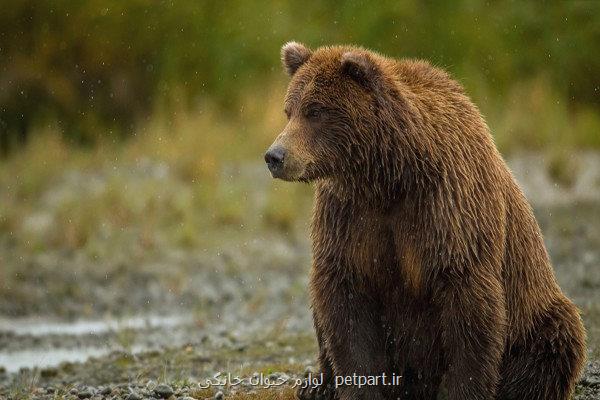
top-left (267, 42), bottom-right (586, 400)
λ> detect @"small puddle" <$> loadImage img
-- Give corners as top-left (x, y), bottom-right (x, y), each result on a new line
top-left (0, 314), bottom-right (194, 373)
top-left (0, 314), bottom-right (193, 336)
top-left (0, 347), bottom-right (110, 373)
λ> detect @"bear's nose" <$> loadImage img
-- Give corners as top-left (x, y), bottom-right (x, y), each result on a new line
top-left (264, 146), bottom-right (286, 172)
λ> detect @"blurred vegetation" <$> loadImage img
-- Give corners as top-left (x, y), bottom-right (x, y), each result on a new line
top-left (0, 1), bottom-right (599, 253)
top-left (0, 89), bottom-right (314, 256)
top-left (1, 1), bottom-right (599, 150)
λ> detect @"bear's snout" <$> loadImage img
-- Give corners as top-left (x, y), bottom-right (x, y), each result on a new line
top-left (264, 145), bottom-right (286, 175)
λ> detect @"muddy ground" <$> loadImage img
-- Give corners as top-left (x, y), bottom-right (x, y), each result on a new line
top-left (1, 153), bottom-right (600, 399)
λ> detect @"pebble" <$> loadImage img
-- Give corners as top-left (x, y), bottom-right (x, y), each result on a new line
top-left (77, 388), bottom-right (94, 399)
top-left (581, 375), bottom-right (600, 387)
top-left (279, 373), bottom-right (291, 382)
top-left (154, 384), bottom-right (174, 398)
top-left (100, 386), bottom-right (112, 395)
top-left (214, 391), bottom-right (224, 400)
top-left (125, 393), bottom-right (142, 400)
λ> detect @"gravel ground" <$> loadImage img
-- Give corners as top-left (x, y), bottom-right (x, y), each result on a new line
top-left (1, 153), bottom-right (599, 399)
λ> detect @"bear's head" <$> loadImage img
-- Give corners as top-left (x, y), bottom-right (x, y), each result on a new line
top-left (265, 42), bottom-right (405, 190)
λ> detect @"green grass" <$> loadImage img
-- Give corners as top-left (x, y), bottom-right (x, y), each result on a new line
top-left (483, 76), bottom-right (600, 154)
top-left (0, 86), bottom-right (314, 257)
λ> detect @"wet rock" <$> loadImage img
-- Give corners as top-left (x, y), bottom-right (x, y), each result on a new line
top-left (278, 373), bottom-right (291, 382)
top-left (154, 384), bottom-right (174, 398)
top-left (580, 374), bottom-right (600, 387)
top-left (268, 372), bottom-right (281, 380)
top-left (100, 386), bottom-right (112, 395)
top-left (77, 388), bottom-right (94, 398)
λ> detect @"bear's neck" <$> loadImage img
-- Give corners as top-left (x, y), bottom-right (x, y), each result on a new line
top-left (319, 168), bottom-right (405, 211)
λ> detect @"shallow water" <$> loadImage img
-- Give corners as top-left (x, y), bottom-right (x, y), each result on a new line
top-left (0, 314), bottom-right (192, 337)
top-left (0, 347), bottom-right (110, 373)
top-left (0, 314), bottom-right (193, 373)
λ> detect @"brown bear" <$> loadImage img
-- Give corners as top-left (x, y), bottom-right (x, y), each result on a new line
top-left (264, 42), bottom-right (586, 400)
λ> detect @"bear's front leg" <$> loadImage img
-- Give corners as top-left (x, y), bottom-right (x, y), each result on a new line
top-left (311, 272), bottom-right (389, 400)
top-left (297, 315), bottom-right (336, 400)
top-left (440, 270), bottom-right (507, 400)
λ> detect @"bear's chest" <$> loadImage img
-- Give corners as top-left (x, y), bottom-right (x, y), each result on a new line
top-left (312, 200), bottom-right (398, 281)
top-left (312, 192), bottom-right (423, 294)
top-left (344, 214), bottom-right (395, 276)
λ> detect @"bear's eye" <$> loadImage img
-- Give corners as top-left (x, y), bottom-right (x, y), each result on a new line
top-left (305, 107), bottom-right (324, 121)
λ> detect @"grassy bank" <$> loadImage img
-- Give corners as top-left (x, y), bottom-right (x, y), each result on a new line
top-left (1, 75), bottom-right (599, 256)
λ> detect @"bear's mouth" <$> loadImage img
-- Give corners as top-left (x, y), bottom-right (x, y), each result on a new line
top-left (267, 166), bottom-right (296, 181)
top-left (271, 170), bottom-right (304, 182)
top-left (267, 167), bottom-right (283, 179)
top-left (294, 161), bottom-right (322, 183)
top-left (267, 160), bottom-right (311, 182)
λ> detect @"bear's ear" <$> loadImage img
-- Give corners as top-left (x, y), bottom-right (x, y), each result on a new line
top-left (341, 51), bottom-right (380, 89)
top-left (281, 41), bottom-right (312, 76)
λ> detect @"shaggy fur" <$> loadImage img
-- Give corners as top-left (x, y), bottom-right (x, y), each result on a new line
top-left (265, 42), bottom-right (586, 400)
